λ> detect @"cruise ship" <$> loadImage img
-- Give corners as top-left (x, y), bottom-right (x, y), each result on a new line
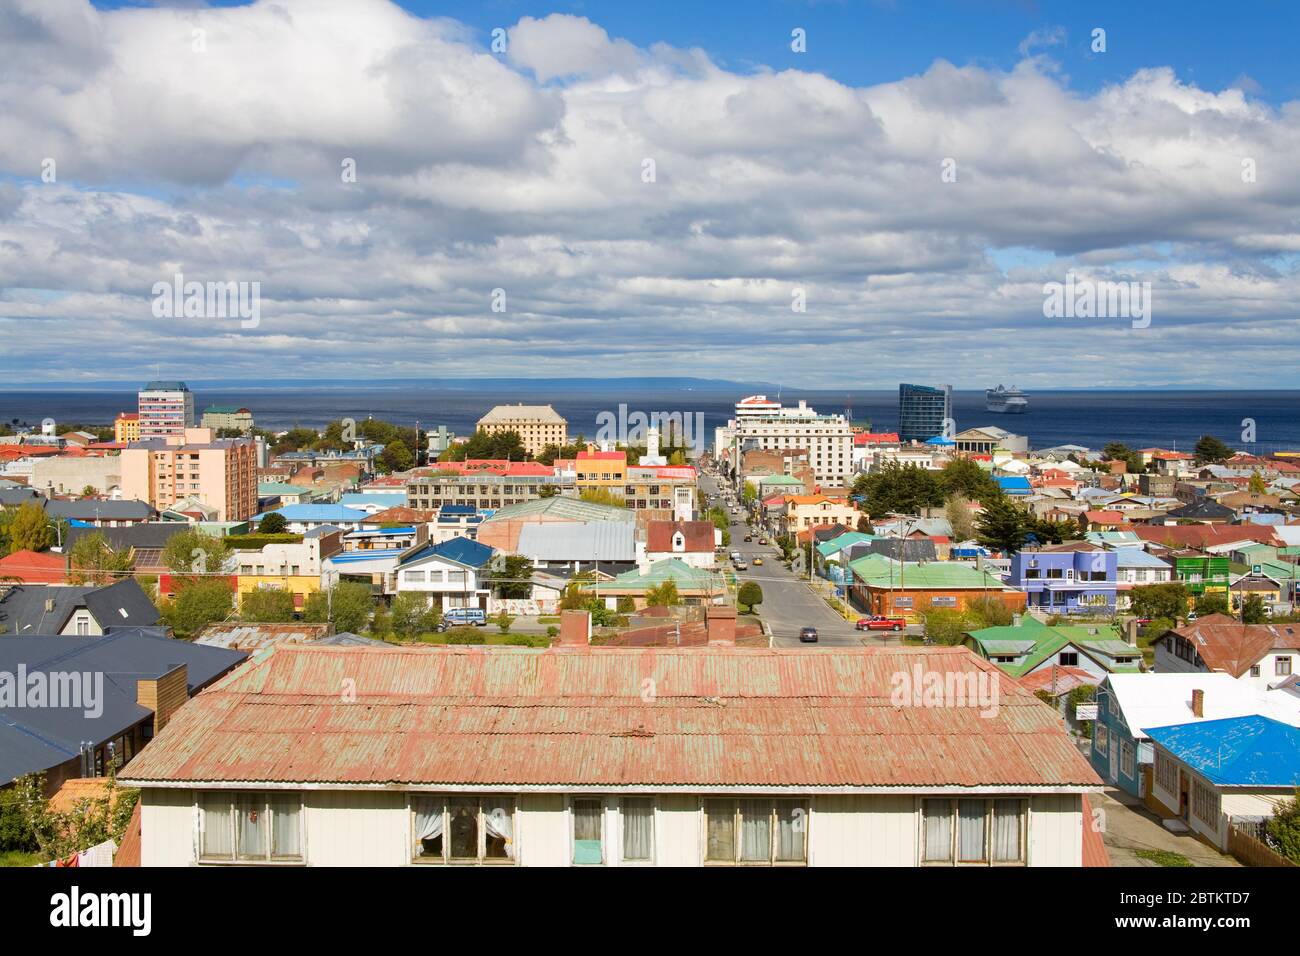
top-left (985, 384), bottom-right (1028, 414)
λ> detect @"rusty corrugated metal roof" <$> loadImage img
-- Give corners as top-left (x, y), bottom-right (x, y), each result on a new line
top-left (121, 645), bottom-right (1101, 790)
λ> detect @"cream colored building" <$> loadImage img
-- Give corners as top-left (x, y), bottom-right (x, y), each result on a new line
top-left (122, 637), bottom-right (1101, 867)
top-left (477, 404), bottom-right (567, 457)
top-left (120, 427), bottom-right (258, 521)
top-left (29, 455), bottom-right (122, 496)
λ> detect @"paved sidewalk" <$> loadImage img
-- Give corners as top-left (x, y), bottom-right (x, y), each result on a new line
top-left (1095, 787), bottom-right (1241, 867)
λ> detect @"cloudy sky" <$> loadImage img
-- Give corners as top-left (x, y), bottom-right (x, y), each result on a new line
top-left (2, 0), bottom-right (1298, 388)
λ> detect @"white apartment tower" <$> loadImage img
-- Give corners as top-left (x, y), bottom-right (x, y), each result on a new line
top-left (721, 395), bottom-right (853, 489)
top-left (138, 381), bottom-right (195, 439)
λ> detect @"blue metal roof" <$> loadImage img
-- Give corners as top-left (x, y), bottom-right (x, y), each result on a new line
top-left (255, 504), bottom-right (370, 522)
top-left (401, 536), bottom-right (495, 569)
top-left (1146, 715), bottom-right (1300, 787)
top-left (995, 476), bottom-right (1032, 493)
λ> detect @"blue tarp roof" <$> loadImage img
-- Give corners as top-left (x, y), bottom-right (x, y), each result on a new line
top-left (255, 504), bottom-right (370, 522)
top-left (1146, 715), bottom-right (1300, 787)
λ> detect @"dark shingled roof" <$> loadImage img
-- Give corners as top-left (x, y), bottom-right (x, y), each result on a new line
top-left (0, 579), bottom-right (160, 635)
top-left (0, 629), bottom-right (246, 784)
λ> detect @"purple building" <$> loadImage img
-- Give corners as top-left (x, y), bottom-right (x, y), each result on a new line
top-left (1008, 544), bottom-right (1117, 614)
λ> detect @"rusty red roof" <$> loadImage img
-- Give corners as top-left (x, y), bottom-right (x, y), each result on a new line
top-left (645, 520), bottom-right (715, 553)
top-left (121, 644), bottom-right (1101, 791)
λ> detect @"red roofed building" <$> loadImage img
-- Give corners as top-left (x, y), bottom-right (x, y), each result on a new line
top-left (0, 549), bottom-right (68, 584)
top-left (644, 520), bottom-right (718, 568)
top-left (120, 642), bottom-right (1101, 867)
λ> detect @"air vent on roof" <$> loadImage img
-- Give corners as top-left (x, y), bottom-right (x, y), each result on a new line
top-left (119, 607), bottom-right (129, 618)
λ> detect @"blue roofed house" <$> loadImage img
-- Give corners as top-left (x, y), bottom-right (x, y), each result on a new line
top-left (1147, 715), bottom-right (1300, 851)
top-left (1007, 542), bottom-right (1117, 615)
top-left (392, 536), bottom-right (496, 612)
top-left (1091, 673), bottom-right (1300, 800)
top-left (254, 503), bottom-right (371, 533)
top-left (995, 475), bottom-right (1032, 496)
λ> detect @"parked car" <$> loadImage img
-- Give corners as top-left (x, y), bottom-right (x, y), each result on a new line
top-left (734, 561), bottom-right (749, 571)
top-left (799, 626), bottom-right (818, 643)
top-left (743, 534), bottom-right (752, 542)
top-left (438, 607), bottom-right (488, 629)
top-left (758, 537), bottom-right (768, 545)
top-left (855, 615), bottom-right (906, 632)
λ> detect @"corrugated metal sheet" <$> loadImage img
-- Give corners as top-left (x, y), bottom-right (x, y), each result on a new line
top-left (121, 645), bottom-right (1102, 789)
top-left (516, 521), bottom-right (635, 562)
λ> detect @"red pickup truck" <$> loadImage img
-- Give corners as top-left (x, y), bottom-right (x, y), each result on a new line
top-left (855, 615), bottom-right (906, 632)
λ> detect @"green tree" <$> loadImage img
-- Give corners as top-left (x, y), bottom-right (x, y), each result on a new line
top-left (1194, 434), bottom-right (1234, 465)
top-left (379, 438), bottom-right (414, 473)
top-left (8, 502), bottom-right (54, 552)
top-left (939, 458), bottom-right (1002, 505)
top-left (856, 515), bottom-right (873, 533)
top-left (1195, 592), bottom-right (1231, 617)
top-left (67, 532), bottom-right (131, 585)
top-left (12, 771), bottom-right (139, 862)
top-left (303, 581), bottom-right (373, 633)
top-left (579, 487), bottom-right (625, 508)
top-left (495, 611), bottom-right (516, 633)
top-left (1129, 582), bottom-right (1189, 621)
top-left (80, 485), bottom-right (97, 498)
top-left (537, 484), bottom-right (560, 498)
top-left (921, 608), bottom-right (970, 646)
top-left (490, 555), bottom-right (536, 599)
top-left (742, 483), bottom-right (757, 505)
top-left (1265, 790), bottom-right (1300, 864)
top-left (852, 461), bottom-right (944, 516)
top-left (965, 596), bottom-right (1013, 629)
top-left (1248, 470), bottom-right (1268, 495)
top-left (644, 579), bottom-right (681, 607)
top-left (162, 578), bottom-right (235, 638)
top-left (974, 496), bottom-right (1028, 554)
top-left (1241, 593), bottom-right (1268, 624)
top-left (259, 512), bottom-right (288, 534)
top-left (239, 588), bottom-right (296, 623)
top-left (616, 595), bottom-right (636, 613)
top-left (391, 592), bottom-right (439, 638)
top-left (738, 581), bottom-right (763, 612)
top-left (162, 528), bottom-right (231, 577)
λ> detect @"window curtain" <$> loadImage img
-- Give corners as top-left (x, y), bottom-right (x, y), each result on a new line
top-left (201, 795), bottom-right (233, 859)
top-left (705, 800), bottom-right (735, 862)
top-left (483, 800), bottom-right (515, 860)
top-left (990, 800), bottom-right (1022, 862)
top-left (922, 800), bottom-right (952, 862)
top-left (572, 800), bottom-right (603, 864)
top-left (774, 802), bottom-right (805, 862)
top-left (957, 800), bottom-right (986, 862)
top-left (622, 798), bottom-right (653, 862)
top-left (269, 795), bottom-right (301, 858)
top-left (235, 793), bottom-right (267, 860)
top-left (739, 799), bottom-right (771, 862)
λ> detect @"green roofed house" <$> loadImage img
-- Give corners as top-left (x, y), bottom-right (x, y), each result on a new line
top-left (258, 481), bottom-right (320, 507)
top-left (847, 554), bottom-right (1027, 622)
top-left (817, 531), bottom-right (877, 584)
top-left (592, 559), bottom-right (726, 610)
top-left (964, 616), bottom-right (1144, 681)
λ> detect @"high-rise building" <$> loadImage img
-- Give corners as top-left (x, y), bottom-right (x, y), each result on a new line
top-left (898, 384), bottom-right (953, 443)
top-left (476, 404), bottom-right (567, 457)
top-left (120, 427), bottom-right (258, 521)
top-left (720, 396), bottom-right (853, 489)
top-left (137, 381), bottom-right (195, 439)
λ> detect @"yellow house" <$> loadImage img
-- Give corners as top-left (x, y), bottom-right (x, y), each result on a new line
top-left (575, 449), bottom-right (628, 497)
top-left (114, 413), bottom-right (140, 443)
top-left (231, 530), bottom-right (340, 613)
top-left (782, 495), bottom-right (860, 534)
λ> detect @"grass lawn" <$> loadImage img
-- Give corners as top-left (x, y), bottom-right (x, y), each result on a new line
top-left (0, 850), bottom-right (43, 868)
top-left (537, 616), bottom-right (561, 624)
top-left (408, 630), bottom-right (552, 647)
top-left (1134, 849), bottom-right (1193, 867)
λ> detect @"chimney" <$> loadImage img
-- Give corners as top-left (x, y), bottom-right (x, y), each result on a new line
top-left (1191, 688), bottom-right (1204, 718)
top-left (137, 663), bottom-right (188, 733)
top-left (706, 606), bottom-right (737, 646)
top-left (557, 609), bottom-right (591, 646)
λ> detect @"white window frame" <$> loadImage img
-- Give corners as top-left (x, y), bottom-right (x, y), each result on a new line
top-left (569, 795), bottom-right (607, 866)
top-left (919, 797), bottom-right (1027, 867)
top-left (197, 791), bottom-right (305, 865)
top-left (701, 798), bottom-right (808, 866)
top-left (408, 794), bottom-right (517, 865)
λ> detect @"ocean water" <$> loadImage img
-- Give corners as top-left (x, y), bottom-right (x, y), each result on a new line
top-left (1, 387), bottom-right (1298, 454)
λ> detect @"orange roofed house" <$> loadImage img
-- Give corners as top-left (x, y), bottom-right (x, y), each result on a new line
top-left (121, 631), bottom-right (1102, 867)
